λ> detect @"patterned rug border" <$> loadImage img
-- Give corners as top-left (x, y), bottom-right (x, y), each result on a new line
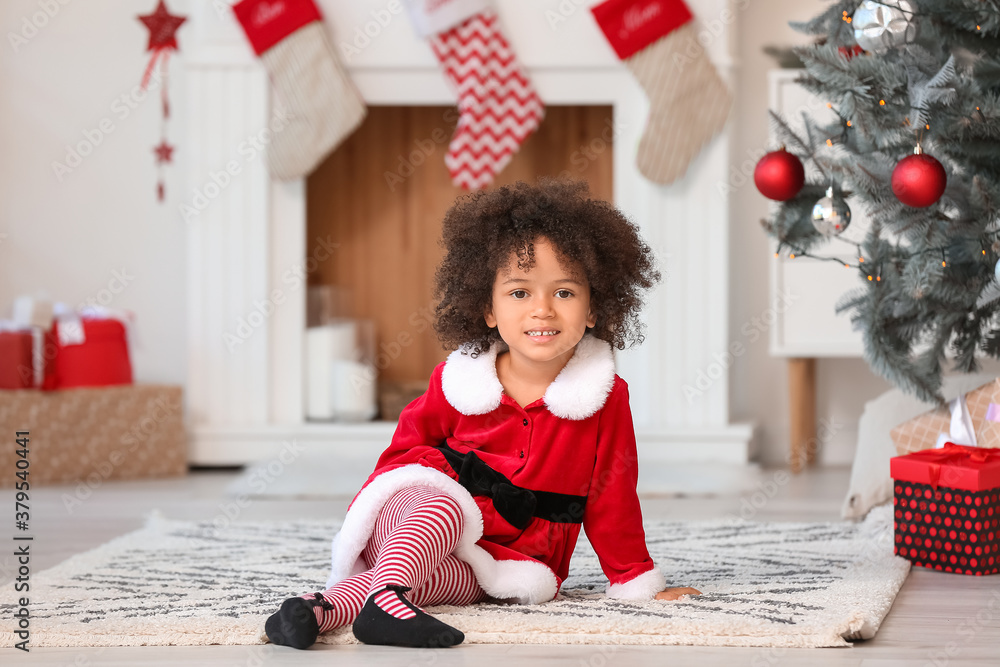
top-left (0, 505), bottom-right (909, 648)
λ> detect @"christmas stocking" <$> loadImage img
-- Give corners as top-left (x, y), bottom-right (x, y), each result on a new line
top-left (233, 0), bottom-right (366, 181)
top-left (404, 0), bottom-right (544, 190)
top-left (591, 0), bottom-right (732, 185)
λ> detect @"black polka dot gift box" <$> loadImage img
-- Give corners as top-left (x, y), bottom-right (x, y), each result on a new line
top-left (890, 442), bottom-right (1000, 575)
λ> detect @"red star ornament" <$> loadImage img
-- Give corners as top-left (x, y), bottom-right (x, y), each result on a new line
top-left (154, 140), bottom-right (174, 164)
top-left (138, 1), bottom-right (186, 52)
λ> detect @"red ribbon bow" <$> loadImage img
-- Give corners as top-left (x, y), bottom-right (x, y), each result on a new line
top-left (908, 443), bottom-right (1000, 489)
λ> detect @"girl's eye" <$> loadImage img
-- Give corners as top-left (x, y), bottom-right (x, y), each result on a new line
top-left (511, 290), bottom-right (527, 299)
top-left (556, 290), bottom-right (573, 299)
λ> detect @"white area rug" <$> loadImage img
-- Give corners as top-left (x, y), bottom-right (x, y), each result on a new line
top-left (0, 505), bottom-right (908, 648)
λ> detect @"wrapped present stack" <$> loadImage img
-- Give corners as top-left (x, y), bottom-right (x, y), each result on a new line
top-left (889, 378), bottom-right (1000, 575)
top-left (0, 296), bottom-right (187, 486)
top-left (890, 443), bottom-right (1000, 575)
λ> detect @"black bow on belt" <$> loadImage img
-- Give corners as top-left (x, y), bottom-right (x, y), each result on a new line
top-left (440, 446), bottom-right (537, 529)
top-left (433, 441), bottom-right (587, 530)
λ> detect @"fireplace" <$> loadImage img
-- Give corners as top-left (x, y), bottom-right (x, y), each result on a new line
top-left (304, 105), bottom-right (615, 421)
top-left (182, 0), bottom-right (754, 491)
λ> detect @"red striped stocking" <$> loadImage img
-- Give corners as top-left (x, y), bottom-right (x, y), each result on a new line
top-left (312, 485), bottom-right (487, 631)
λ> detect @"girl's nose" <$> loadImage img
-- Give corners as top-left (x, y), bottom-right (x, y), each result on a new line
top-left (533, 296), bottom-right (555, 316)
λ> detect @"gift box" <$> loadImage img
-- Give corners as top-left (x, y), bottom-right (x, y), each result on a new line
top-left (0, 385), bottom-right (186, 486)
top-left (890, 443), bottom-right (1000, 575)
top-left (891, 379), bottom-right (1000, 456)
top-left (52, 316), bottom-right (133, 389)
top-left (0, 325), bottom-right (57, 390)
top-left (0, 329), bottom-right (33, 389)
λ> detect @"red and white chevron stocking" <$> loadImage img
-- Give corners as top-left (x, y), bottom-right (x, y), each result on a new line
top-left (405, 0), bottom-right (544, 190)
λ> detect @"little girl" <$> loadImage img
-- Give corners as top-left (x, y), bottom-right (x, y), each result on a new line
top-left (265, 180), bottom-right (700, 650)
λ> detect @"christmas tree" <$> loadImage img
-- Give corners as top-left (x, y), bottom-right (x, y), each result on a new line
top-left (758, 0), bottom-right (1000, 403)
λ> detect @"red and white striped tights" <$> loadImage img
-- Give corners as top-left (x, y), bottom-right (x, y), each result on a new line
top-left (304, 485), bottom-right (489, 632)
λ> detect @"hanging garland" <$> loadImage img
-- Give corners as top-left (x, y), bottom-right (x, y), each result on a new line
top-left (137, 0), bottom-right (186, 203)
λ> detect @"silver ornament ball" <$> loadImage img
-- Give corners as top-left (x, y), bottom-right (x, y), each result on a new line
top-left (811, 187), bottom-right (852, 236)
top-left (852, 0), bottom-right (918, 54)
top-left (995, 258), bottom-right (1000, 283)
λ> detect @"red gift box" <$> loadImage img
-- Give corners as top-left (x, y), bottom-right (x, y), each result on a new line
top-left (0, 327), bottom-right (57, 390)
top-left (51, 317), bottom-right (133, 389)
top-left (890, 443), bottom-right (1000, 575)
top-left (0, 330), bottom-right (34, 389)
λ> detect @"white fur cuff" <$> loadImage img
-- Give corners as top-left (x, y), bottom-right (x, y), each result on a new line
top-left (403, 0), bottom-right (491, 38)
top-left (605, 566), bottom-right (667, 600)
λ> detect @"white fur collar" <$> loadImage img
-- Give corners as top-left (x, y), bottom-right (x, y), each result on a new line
top-left (440, 333), bottom-right (616, 420)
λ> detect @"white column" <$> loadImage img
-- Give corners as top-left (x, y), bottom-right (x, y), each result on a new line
top-left (184, 4), bottom-right (270, 429)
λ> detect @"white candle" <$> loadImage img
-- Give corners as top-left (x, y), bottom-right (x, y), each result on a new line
top-left (305, 327), bottom-right (335, 420)
top-left (331, 359), bottom-right (377, 421)
top-left (326, 319), bottom-right (358, 360)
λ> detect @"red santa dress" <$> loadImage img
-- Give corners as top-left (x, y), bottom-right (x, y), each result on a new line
top-left (324, 333), bottom-right (666, 605)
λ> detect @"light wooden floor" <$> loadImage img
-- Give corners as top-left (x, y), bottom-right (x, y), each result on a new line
top-left (5, 466), bottom-right (1000, 666)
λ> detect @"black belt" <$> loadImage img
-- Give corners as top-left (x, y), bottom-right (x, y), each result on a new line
top-left (433, 441), bottom-right (587, 530)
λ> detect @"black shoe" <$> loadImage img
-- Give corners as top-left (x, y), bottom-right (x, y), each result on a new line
top-left (265, 592), bottom-right (332, 649)
top-left (352, 584), bottom-right (465, 648)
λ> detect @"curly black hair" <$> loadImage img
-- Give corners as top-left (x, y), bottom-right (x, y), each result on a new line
top-left (432, 179), bottom-right (661, 357)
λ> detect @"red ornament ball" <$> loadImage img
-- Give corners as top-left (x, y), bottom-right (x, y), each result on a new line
top-left (892, 152), bottom-right (947, 208)
top-left (754, 149), bottom-right (805, 201)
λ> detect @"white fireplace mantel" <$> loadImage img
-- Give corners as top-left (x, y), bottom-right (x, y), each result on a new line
top-left (182, 1), bottom-right (755, 491)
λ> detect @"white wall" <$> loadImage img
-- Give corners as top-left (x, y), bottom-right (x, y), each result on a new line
top-left (0, 0), bottom-right (190, 386)
top-left (1, 0), bottom-right (941, 466)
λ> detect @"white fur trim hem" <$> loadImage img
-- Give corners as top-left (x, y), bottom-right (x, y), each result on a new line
top-left (606, 566), bottom-right (666, 600)
top-left (325, 465), bottom-right (558, 605)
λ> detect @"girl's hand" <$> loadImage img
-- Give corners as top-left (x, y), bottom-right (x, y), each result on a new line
top-left (654, 586), bottom-right (701, 601)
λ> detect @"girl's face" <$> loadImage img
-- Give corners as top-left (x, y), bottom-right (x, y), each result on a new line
top-left (484, 237), bottom-right (597, 370)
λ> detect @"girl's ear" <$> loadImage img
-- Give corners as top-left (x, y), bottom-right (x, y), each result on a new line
top-left (586, 308), bottom-right (597, 329)
top-left (485, 307), bottom-right (496, 328)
